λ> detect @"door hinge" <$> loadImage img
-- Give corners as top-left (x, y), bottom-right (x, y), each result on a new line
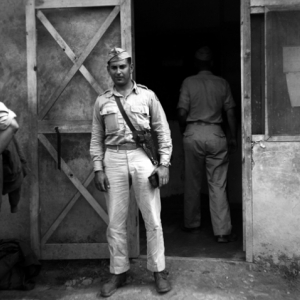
top-left (55, 126), bottom-right (61, 170)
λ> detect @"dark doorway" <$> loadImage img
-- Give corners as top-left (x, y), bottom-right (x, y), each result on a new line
top-left (134, 0), bottom-right (244, 260)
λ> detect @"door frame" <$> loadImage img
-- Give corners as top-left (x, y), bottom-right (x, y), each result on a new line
top-left (241, 0), bottom-right (253, 263)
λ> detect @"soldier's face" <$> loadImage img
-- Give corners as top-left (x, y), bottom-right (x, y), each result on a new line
top-left (107, 59), bottom-right (133, 87)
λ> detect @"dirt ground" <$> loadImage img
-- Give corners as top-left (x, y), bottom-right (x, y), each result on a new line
top-left (0, 256), bottom-right (299, 300)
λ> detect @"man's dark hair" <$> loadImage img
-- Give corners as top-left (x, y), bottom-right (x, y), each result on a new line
top-left (107, 57), bottom-right (132, 66)
top-left (195, 59), bottom-right (213, 71)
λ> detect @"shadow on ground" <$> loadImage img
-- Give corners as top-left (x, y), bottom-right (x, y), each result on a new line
top-left (140, 193), bottom-right (244, 260)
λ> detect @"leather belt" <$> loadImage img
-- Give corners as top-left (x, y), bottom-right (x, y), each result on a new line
top-left (188, 121), bottom-right (219, 126)
top-left (106, 143), bottom-right (140, 150)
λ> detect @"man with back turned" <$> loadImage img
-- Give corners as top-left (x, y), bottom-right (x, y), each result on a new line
top-left (177, 46), bottom-right (237, 243)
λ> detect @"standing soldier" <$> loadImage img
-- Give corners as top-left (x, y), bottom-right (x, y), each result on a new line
top-left (90, 47), bottom-right (172, 297)
top-left (177, 46), bottom-right (237, 243)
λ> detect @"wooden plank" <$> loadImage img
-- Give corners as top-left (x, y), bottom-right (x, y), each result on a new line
top-left (268, 5), bottom-right (300, 11)
top-left (38, 120), bottom-right (92, 133)
top-left (131, 0), bottom-right (136, 79)
top-left (120, 0), bottom-right (132, 55)
top-left (252, 135), bottom-right (265, 142)
top-left (266, 136), bottom-right (300, 142)
top-left (38, 134), bottom-right (109, 224)
top-left (241, 0), bottom-right (253, 262)
top-left (264, 12), bottom-right (269, 139)
top-left (251, 7), bottom-right (265, 13)
top-left (39, 6), bottom-right (120, 120)
top-left (251, 0), bottom-right (300, 6)
top-left (251, 13), bottom-right (265, 134)
top-left (26, 0), bottom-right (40, 258)
top-left (41, 243), bottom-right (109, 259)
top-left (35, 0), bottom-right (120, 9)
top-left (41, 171), bottom-right (95, 245)
top-left (37, 11), bottom-right (103, 95)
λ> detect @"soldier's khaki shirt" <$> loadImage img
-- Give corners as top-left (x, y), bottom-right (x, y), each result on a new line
top-left (90, 81), bottom-right (172, 171)
top-left (177, 71), bottom-right (236, 124)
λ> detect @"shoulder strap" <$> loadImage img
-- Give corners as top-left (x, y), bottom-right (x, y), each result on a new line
top-left (114, 95), bottom-right (137, 133)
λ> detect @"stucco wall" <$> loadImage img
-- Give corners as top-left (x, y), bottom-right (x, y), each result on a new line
top-left (252, 141), bottom-right (300, 267)
top-left (0, 0), bottom-right (30, 241)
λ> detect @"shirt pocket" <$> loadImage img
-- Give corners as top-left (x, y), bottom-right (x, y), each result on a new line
top-left (130, 105), bottom-right (150, 128)
top-left (213, 132), bottom-right (226, 138)
top-left (212, 132), bottom-right (228, 151)
top-left (100, 105), bottom-right (120, 133)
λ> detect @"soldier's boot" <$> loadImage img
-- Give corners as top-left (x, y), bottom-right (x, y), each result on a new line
top-left (100, 272), bottom-right (127, 297)
top-left (154, 270), bottom-right (171, 293)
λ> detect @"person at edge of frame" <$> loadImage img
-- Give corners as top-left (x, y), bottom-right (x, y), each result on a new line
top-left (177, 46), bottom-right (238, 243)
top-left (0, 102), bottom-right (19, 154)
top-left (90, 47), bottom-right (173, 298)
top-left (0, 102), bottom-right (19, 211)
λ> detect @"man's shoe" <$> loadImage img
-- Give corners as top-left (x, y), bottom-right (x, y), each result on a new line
top-left (216, 233), bottom-right (238, 243)
top-left (154, 271), bottom-right (171, 293)
top-left (181, 225), bottom-right (201, 234)
top-left (100, 272), bottom-right (127, 297)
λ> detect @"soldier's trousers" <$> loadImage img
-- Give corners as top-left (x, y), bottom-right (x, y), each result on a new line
top-left (183, 123), bottom-right (232, 236)
top-left (103, 147), bottom-right (165, 274)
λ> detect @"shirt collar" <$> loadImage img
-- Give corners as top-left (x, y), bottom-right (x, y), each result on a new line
top-left (198, 70), bottom-right (213, 75)
top-left (106, 80), bottom-right (139, 98)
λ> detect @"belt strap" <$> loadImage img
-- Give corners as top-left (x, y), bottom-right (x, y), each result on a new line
top-left (188, 121), bottom-right (219, 126)
top-left (106, 143), bottom-right (140, 150)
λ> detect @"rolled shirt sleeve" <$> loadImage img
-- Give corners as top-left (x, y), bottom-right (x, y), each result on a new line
top-left (0, 102), bottom-right (16, 131)
top-left (223, 81), bottom-right (236, 112)
top-left (149, 94), bottom-right (173, 165)
top-left (90, 97), bottom-right (106, 172)
top-left (177, 79), bottom-right (190, 112)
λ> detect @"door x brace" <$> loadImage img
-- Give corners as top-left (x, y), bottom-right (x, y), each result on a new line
top-left (37, 6), bottom-right (120, 120)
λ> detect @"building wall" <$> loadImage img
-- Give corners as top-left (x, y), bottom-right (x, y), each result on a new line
top-left (0, 0), bottom-right (31, 241)
top-left (252, 141), bottom-right (300, 269)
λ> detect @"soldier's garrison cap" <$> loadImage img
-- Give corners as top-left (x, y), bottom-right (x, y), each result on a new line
top-left (107, 47), bottom-right (131, 63)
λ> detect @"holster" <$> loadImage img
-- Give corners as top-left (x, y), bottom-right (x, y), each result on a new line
top-left (133, 130), bottom-right (158, 166)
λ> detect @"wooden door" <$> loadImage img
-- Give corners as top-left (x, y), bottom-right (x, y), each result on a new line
top-left (26, 0), bottom-right (138, 259)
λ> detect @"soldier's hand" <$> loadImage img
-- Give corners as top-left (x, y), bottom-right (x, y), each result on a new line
top-left (228, 138), bottom-right (237, 154)
top-left (152, 165), bottom-right (169, 188)
top-left (94, 170), bottom-right (110, 192)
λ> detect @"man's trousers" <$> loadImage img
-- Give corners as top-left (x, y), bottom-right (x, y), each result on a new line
top-left (103, 147), bottom-right (165, 274)
top-left (183, 123), bottom-right (232, 236)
